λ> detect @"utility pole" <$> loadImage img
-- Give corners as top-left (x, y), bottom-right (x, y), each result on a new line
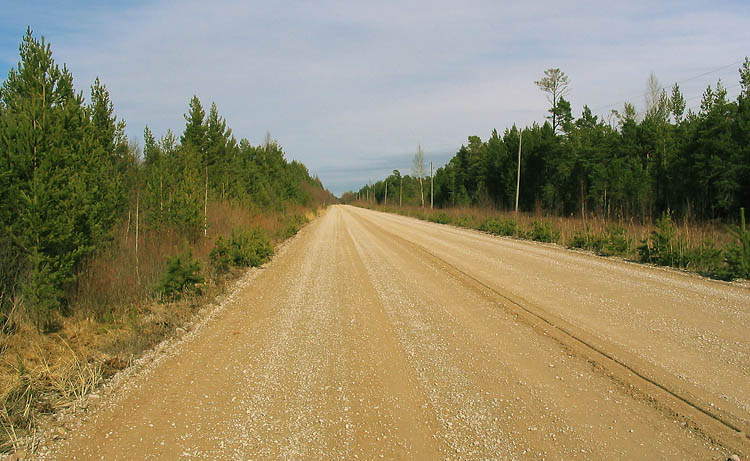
top-left (515, 130), bottom-right (522, 213)
top-left (384, 180), bottom-right (388, 206)
top-left (430, 161), bottom-right (434, 209)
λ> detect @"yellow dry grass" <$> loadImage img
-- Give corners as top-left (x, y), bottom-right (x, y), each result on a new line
top-left (0, 202), bottom-right (324, 454)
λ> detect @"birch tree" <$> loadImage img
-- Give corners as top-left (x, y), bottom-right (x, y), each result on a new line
top-left (413, 144), bottom-right (426, 207)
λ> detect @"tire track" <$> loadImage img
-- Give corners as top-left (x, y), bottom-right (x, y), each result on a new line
top-left (347, 207), bottom-right (750, 457)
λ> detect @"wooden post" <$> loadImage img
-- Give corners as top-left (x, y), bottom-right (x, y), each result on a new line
top-left (384, 180), bottom-right (388, 206)
top-left (515, 130), bottom-right (522, 213)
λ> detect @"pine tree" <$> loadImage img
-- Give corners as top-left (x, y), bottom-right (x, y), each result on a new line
top-left (181, 95), bottom-right (206, 151)
top-left (0, 30), bottom-right (92, 326)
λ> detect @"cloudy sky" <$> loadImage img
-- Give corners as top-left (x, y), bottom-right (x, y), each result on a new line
top-left (1, 1), bottom-right (748, 195)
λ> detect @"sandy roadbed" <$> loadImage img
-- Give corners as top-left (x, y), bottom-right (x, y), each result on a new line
top-left (42, 205), bottom-right (748, 459)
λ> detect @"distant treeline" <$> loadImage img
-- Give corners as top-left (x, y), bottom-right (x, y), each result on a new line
top-left (348, 62), bottom-right (750, 222)
top-left (0, 29), bottom-right (331, 328)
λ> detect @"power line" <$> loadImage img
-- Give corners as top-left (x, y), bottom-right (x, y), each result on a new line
top-left (589, 59), bottom-right (745, 113)
top-left (676, 60), bottom-right (744, 85)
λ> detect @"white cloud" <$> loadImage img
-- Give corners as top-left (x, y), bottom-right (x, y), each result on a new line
top-left (6, 0), bottom-right (747, 194)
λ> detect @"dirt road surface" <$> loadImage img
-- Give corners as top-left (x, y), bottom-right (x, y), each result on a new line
top-left (44, 205), bottom-right (750, 459)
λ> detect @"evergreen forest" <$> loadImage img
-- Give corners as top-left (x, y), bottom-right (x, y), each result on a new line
top-left (0, 30), bottom-right (332, 330)
top-left (352, 63), bottom-right (750, 223)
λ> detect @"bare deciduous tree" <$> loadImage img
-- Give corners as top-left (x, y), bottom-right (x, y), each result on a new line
top-left (413, 144), bottom-right (426, 207)
top-left (645, 72), bottom-right (669, 122)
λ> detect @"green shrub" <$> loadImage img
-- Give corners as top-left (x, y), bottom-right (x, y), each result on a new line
top-left (567, 231), bottom-right (588, 249)
top-left (726, 208), bottom-right (750, 280)
top-left (209, 236), bottom-right (232, 275)
top-left (230, 229), bottom-right (274, 267)
top-left (530, 220), bottom-right (560, 243)
top-left (599, 225), bottom-right (631, 256)
top-left (155, 253), bottom-right (204, 300)
top-left (281, 214), bottom-right (307, 240)
top-left (480, 217), bottom-right (517, 236)
top-left (453, 214), bottom-right (475, 228)
top-left (638, 212), bottom-right (688, 267)
top-left (0, 234), bottom-right (27, 325)
top-left (567, 226), bottom-right (604, 252)
top-left (689, 239), bottom-right (727, 278)
top-left (429, 212), bottom-right (451, 224)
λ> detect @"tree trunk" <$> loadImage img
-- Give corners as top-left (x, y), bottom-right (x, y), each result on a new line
top-left (419, 178), bottom-right (424, 208)
top-left (135, 191), bottom-right (140, 285)
top-left (204, 165), bottom-right (208, 237)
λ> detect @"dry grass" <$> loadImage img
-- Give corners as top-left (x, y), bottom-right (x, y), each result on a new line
top-left (0, 200), bottom-right (323, 454)
top-left (366, 203), bottom-right (735, 266)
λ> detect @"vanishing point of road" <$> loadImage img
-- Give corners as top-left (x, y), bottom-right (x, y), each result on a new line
top-left (47, 205), bottom-right (750, 459)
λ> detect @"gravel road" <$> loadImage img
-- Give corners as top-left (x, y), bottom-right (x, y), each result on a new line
top-left (45, 205), bottom-right (749, 459)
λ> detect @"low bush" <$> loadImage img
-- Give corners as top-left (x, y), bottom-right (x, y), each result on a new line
top-left (230, 229), bottom-right (274, 268)
top-left (638, 212), bottom-right (688, 267)
top-left (154, 253), bottom-right (204, 300)
top-left (209, 236), bottom-right (232, 275)
top-left (726, 208), bottom-right (750, 280)
top-left (368, 203), bottom-right (747, 281)
top-left (567, 231), bottom-right (588, 249)
top-left (598, 225), bottom-right (631, 257)
top-left (479, 217), bottom-right (517, 236)
top-left (567, 226), bottom-right (605, 253)
top-left (689, 239), bottom-right (727, 278)
top-left (280, 214), bottom-right (307, 240)
top-left (529, 220), bottom-right (560, 243)
top-left (428, 212), bottom-right (451, 224)
top-left (453, 214), bottom-right (476, 228)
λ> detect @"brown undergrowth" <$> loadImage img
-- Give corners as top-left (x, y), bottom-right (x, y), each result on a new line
top-left (0, 201), bottom-right (322, 453)
top-left (358, 202), bottom-right (744, 279)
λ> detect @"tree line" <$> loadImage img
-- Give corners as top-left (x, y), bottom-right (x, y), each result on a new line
top-left (351, 63), bottom-right (750, 223)
top-left (0, 29), bottom-right (330, 328)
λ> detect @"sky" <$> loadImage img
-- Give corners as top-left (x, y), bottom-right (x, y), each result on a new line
top-left (1, 1), bottom-right (749, 196)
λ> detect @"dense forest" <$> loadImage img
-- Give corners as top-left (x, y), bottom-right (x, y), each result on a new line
top-left (351, 62), bottom-right (750, 222)
top-left (0, 30), bottom-right (331, 330)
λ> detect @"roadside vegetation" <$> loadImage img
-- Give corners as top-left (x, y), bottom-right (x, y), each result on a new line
top-left (356, 203), bottom-right (749, 281)
top-left (346, 62), bottom-right (750, 282)
top-left (0, 29), bottom-right (333, 452)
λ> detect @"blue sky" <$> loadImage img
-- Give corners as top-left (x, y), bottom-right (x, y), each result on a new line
top-left (2, 1), bottom-right (749, 195)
